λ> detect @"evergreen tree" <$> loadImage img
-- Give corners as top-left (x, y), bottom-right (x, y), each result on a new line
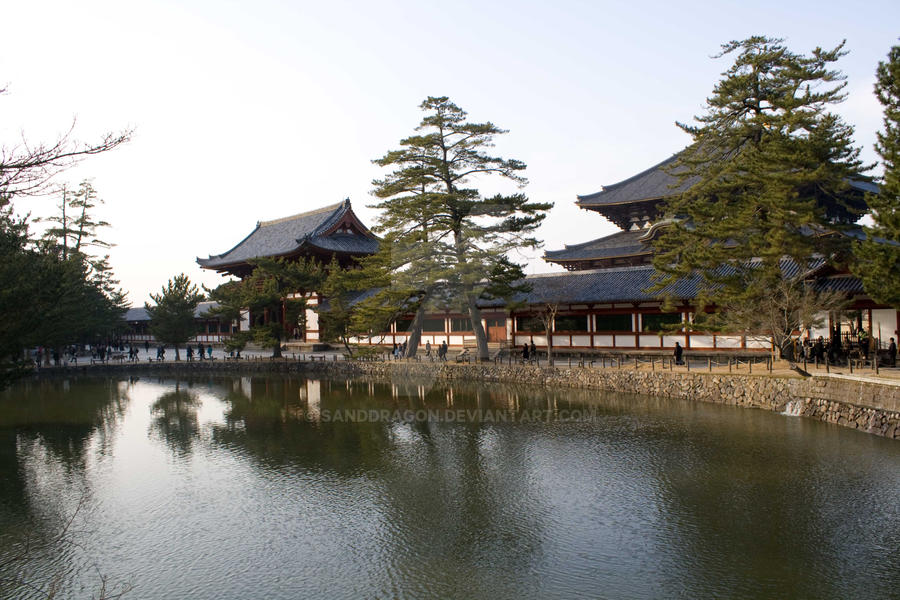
top-left (652, 36), bottom-right (869, 356)
top-left (371, 96), bottom-right (551, 360)
top-left (0, 205), bottom-right (127, 382)
top-left (317, 257), bottom-right (371, 357)
top-left (855, 43), bottom-right (900, 308)
top-left (146, 274), bottom-right (204, 361)
top-left (206, 258), bottom-right (324, 358)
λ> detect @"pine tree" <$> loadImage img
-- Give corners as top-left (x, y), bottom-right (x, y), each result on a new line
top-left (371, 96), bottom-right (551, 361)
top-left (652, 37), bottom-right (869, 356)
top-left (855, 43), bottom-right (900, 308)
top-left (146, 274), bottom-right (204, 361)
top-left (206, 258), bottom-right (324, 358)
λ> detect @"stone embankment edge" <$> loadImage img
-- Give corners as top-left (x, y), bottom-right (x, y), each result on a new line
top-left (34, 360), bottom-right (900, 440)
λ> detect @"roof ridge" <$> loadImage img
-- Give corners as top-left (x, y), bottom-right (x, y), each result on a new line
top-left (577, 152), bottom-right (682, 201)
top-left (557, 229), bottom-right (640, 251)
top-left (526, 265), bottom-right (656, 279)
top-left (259, 200), bottom-right (345, 227)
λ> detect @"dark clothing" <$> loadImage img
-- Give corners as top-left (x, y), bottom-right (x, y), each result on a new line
top-left (673, 343), bottom-right (684, 365)
top-left (890, 341), bottom-right (897, 367)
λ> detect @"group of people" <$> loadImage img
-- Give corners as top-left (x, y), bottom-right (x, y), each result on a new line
top-left (391, 340), bottom-right (449, 360)
top-left (521, 340), bottom-right (537, 362)
top-left (799, 333), bottom-right (898, 366)
top-left (186, 343), bottom-right (215, 361)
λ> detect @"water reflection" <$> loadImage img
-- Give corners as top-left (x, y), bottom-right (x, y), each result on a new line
top-left (149, 382), bottom-right (201, 457)
top-left (0, 375), bottom-right (898, 600)
top-left (0, 377), bottom-right (132, 599)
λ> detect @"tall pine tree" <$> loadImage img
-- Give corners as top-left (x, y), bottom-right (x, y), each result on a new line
top-left (855, 43), bottom-right (900, 308)
top-left (652, 37), bottom-right (869, 356)
top-left (371, 96), bottom-right (551, 361)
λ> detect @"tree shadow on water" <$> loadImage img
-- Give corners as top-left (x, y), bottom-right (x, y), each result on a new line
top-left (149, 383), bottom-right (200, 458)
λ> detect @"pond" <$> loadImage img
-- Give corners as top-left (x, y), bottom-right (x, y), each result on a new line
top-left (1, 375), bottom-right (899, 599)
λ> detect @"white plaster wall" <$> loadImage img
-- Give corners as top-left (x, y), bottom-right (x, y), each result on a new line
top-left (809, 311), bottom-right (830, 340)
top-left (305, 307), bottom-right (318, 332)
top-left (553, 335), bottom-right (571, 347)
top-left (638, 334), bottom-right (661, 348)
top-left (527, 335), bottom-right (548, 346)
top-left (691, 335), bottom-right (715, 348)
top-left (571, 335), bottom-right (591, 347)
top-left (594, 334), bottom-right (614, 347)
top-left (715, 335), bottom-right (743, 349)
top-left (662, 335), bottom-right (686, 348)
top-left (872, 309), bottom-right (898, 344)
top-left (746, 337), bottom-right (771, 349)
top-left (614, 334), bottom-right (636, 347)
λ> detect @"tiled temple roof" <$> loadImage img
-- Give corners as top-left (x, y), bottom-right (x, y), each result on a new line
top-left (197, 199), bottom-right (378, 270)
top-left (576, 154), bottom-right (693, 208)
top-left (478, 266), bottom-right (701, 307)
top-left (543, 229), bottom-right (651, 263)
top-left (125, 301), bottom-right (223, 322)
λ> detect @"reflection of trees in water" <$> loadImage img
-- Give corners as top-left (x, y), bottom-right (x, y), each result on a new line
top-left (0, 378), bottom-right (133, 599)
top-left (0, 378), bottom-right (130, 517)
top-left (149, 383), bottom-right (201, 457)
top-left (211, 377), bottom-right (393, 474)
top-left (211, 376), bottom-right (561, 595)
top-left (0, 377), bottom-right (130, 471)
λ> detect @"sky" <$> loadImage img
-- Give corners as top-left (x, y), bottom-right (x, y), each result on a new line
top-left (1, 0), bottom-right (898, 305)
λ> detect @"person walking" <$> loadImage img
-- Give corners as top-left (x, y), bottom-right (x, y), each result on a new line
top-left (674, 342), bottom-right (684, 366)
top-left (890, 337), bottom-right (897, 368)
top-left (522, 344), bottom-right (529, 362)
top-left (207, 345), bottom-right (213, 360)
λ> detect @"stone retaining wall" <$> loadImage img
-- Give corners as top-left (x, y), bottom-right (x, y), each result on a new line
top-left (33, 360), bottom-right (900, 439)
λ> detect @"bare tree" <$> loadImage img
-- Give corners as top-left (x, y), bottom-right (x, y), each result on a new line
top-left (0, 87), bottom-right (132, 198)
top-left (699, 275), bottom-right (848, 361)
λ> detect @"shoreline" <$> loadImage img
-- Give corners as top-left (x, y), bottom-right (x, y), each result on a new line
top-left (23, 359), bottom-right (900, 440)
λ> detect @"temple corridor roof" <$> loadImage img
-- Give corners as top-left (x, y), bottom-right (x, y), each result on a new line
top-left (543, 229), bottom-right (652, 263)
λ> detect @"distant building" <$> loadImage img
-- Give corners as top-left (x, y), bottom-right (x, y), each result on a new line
top-left (123, 301), bottom-right (235, 344)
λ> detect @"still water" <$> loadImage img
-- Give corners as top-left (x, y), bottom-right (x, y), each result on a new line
top-left (1, 375), bottom-right (898, 599)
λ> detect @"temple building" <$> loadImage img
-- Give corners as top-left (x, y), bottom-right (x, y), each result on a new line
top-left (188, 160), bottom-right (897, 356)
top-left (523, 153), bottom-right (896, 354)
top-left (198, 199), bottom-right (378, 278)
top-left (544, 155), bottom-right (686, 271)
top-left (197, 199), bottom-right (379, 343)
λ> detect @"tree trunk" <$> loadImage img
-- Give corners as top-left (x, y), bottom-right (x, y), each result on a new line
top-left (544, 324), bottom-right (554, 366)
top-left (404, 305), bottom-right (425, 358)
top-left (341, 336), bottom-right (354, 358)
top-left (175, 345), bottom-right (181, 361)
top-left (272, 331), bottom-right (282, 358)
top-left (465, 292), bottom-right (489, 362)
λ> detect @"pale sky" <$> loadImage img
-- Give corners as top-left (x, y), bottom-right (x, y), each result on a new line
top-left (1, 0), bottom-right (897, 305)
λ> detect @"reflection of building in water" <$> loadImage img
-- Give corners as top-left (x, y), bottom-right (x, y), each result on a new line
top-left (306, 380), bottom-right (321, 422)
